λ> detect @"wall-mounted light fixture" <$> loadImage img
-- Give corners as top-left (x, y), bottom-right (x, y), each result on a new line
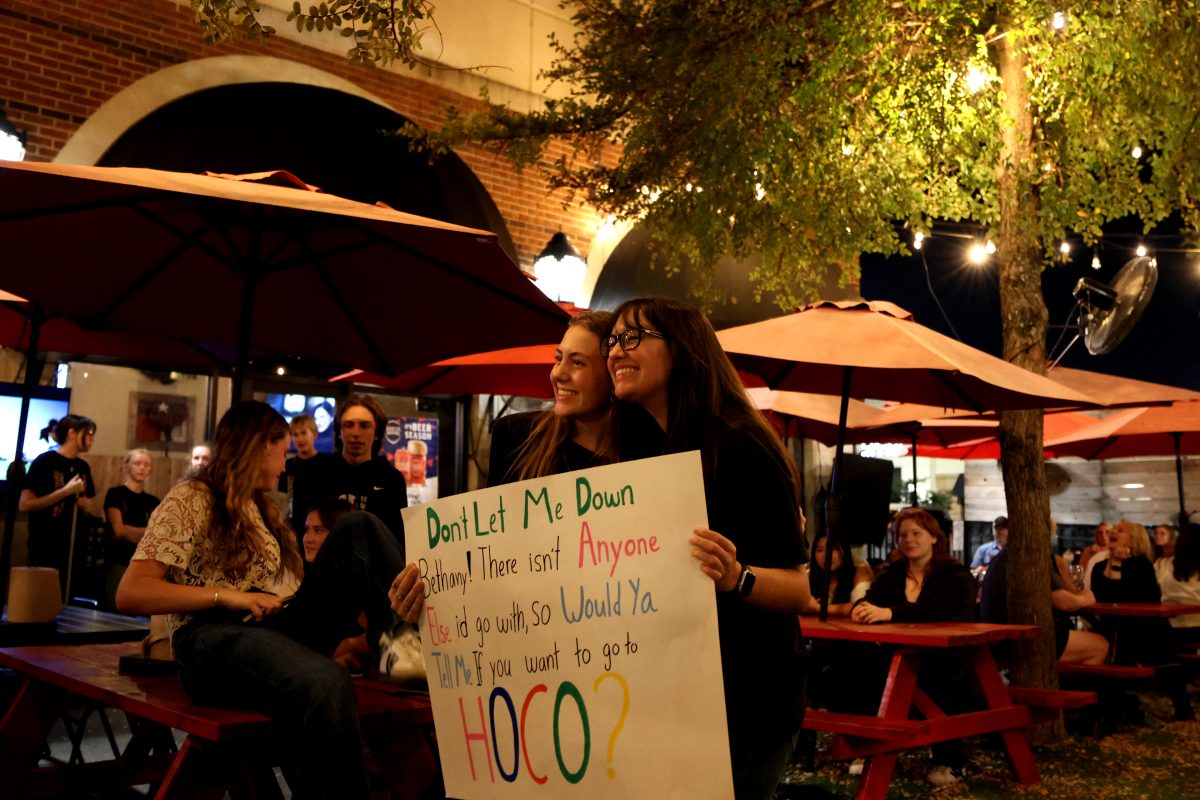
top-left (533, 232), bottom-right (587, 303)
top-left (0, 106), bottom-right (27, 162)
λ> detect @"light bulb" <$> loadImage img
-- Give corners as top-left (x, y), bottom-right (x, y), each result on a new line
top-left (968, 243), bottom-right (988, 264)
top-left (1051, 11), bottom-right (1066, 29)
top-left (1060, 241), bottom-right (1071, 255)
top-left (1132, 145), bottom-right (1143, 159)
top-left (1136, 244), bottom-right (1148, 257)
top-left (985, 240), bottom-right (997, 255)
top-left (1091, 254), bottom-right (1101, 270)
top-left (913, 232), bottom-right (925, 251)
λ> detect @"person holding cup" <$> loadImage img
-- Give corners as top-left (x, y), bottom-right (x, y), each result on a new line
top-left (19, 414), bottom-right (97, 596)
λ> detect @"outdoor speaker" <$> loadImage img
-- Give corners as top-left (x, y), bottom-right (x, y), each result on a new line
top-left (822, 453), bottom-right (894, 547)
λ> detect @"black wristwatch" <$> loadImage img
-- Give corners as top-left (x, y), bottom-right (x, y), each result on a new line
top-left (735, 565), bottom-right (756, 598)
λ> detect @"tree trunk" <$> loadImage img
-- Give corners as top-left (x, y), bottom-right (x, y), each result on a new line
top-left (993, 18), bottom-right (1063, 742)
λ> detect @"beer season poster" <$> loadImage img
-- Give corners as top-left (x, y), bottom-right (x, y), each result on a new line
top-left (382, 416), bottom-right (439, 505)
top-left (402, 451), bottom-right (733, 799)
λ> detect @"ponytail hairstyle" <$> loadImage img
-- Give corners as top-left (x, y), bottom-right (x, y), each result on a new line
top-left (510, 311), bottom-right (616, 481)
top-left (607, 297), bottom-right (799, 494)
top-left (199, 401), bottom-right (302, 581)
top-left (40, 414), bottom-right (97, 445)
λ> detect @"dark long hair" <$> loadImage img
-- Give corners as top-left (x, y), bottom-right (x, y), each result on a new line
top-left (1174, 523), bottom-right (1200, 582)
top-left (511, 311), bottom-right (616, 480)
top-left (200, 401), bottom-right (302, 581)
top-left (40, 414), bottom-right (96, 444)
top-left (608, 297), bottom-right (799, 492)
top-left (810, 533), bottom-right (857, 604)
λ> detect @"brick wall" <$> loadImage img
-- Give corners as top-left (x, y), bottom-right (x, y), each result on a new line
top-left (0, 0), bottom-right (612, 270)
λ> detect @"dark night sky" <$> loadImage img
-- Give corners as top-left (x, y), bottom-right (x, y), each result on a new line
top-left (859, 226), bottom-right (1200, 391)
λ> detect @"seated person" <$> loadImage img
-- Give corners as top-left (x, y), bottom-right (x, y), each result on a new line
top-left (806, 532), bottom-right (874, 616)
top-left (980, 549), bottom-right (1108, 666)
top-left (1153, 524), bottom-right (1178, 562)
top-left (851, 508), bottom-right (977, 787)
top-left (1155, 523), bottom-right (1200, 650)
top-left (302, 498), bottom-right (373, 672)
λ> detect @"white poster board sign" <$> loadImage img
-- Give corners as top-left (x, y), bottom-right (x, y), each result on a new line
top-left (402, 451), bottom-right (732, 799)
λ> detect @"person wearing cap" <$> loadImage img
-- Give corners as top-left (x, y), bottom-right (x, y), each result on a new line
top-left (970, 516), bottom-right (1008, 570)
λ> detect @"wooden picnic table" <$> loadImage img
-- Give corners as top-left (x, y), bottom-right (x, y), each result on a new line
top-left (1080, 602), bottom-right (1200, 617)
top-left (0, 643), bottom-right (435, 800)
top-left (0, 605), bottom-right (149, 646)
top-left (800, 617), bottom-right (1045, 800)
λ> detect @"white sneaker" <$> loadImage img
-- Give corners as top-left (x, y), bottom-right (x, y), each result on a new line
top-left (926, 765), bottom-right (963, 787)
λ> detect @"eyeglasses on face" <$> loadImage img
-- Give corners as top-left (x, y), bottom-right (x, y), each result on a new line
top-left (601, 327), bottom-right (667, 357)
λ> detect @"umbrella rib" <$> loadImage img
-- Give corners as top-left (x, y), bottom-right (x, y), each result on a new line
top-left (0, 191), bottom-right (168, 224)
top-left (334, 219), bottom-right (567, 325)
top-left (87, 215), bottom-right (221, 326)
top-left (133, 203), bottom-right (246, 271)
top-left (297, 238), bottom-right (398, 376)
top-left (930, 371), bottom-right (986, 413)
top-left (411, 366), bottom-right (458, 394)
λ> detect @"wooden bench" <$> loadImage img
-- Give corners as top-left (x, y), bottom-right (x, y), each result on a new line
top-left (1007, 686), bottom-right (1097, 724)
top-left (801, 709), bottom-right (927, 740)
top-left (0, 643), bottom-right (436, 800)
top-left (1057, 662), bottom-right (1157, 680)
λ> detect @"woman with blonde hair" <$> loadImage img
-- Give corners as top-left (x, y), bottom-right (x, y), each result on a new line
top-left (103, 448), bottom-right (159, 609)
top-left (117, 401), bottom-right (425, 799)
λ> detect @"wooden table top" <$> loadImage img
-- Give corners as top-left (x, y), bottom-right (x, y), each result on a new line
top-left (800, 616), bottom-right (1041, 647)
top-left (0, 605), bottom-right (149, 646)
top-left (1080, 602), bottom-right (1200, 618)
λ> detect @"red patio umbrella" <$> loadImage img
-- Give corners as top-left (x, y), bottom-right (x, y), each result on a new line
top-left (334, 344), bottom-right (559, 399)
top-left (0, 161), bottom-right (569, 614)
top-left (717, 299), bottom-right (1096, 618)
top-left (1045, 403), bottom-right (1200, 524)
top-left (0, 161), bottom-right (568, 397)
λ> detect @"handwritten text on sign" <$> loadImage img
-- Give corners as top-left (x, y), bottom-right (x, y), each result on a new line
top-left (403, 451), bottom-right (732, 799)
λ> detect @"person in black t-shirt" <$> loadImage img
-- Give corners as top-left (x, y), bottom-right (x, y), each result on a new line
top-left (279, 414), bottom-right (334, 544)
top-left (326, 394), bottom-right (407, 549)
top-left (604, 298), bottom-right (810, 800)
top-left (103, 448), bottom-right (161, 609)
top-left (488, 311), bottom-right (618, 486)
top-left (19, 414), bottom-right (98, 596)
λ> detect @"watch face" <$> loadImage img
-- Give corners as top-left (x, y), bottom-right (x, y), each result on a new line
top-left (739, 568), bottom-right (756, 596)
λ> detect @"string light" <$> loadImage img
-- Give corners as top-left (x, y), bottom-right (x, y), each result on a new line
top-left (1059, 241), bottom-right (1071, 255)
top-left (965, 65), bottom-right (988, 93)
top-left (913, 232), bottom-right (925, 250)
top-left (840, 142), bottom-right (855, 156)
top-left (755, 183), bottom-right (766, 201)
top-left (985, 240), bottom-right (997, 255)
top-left (1131, 145), bottom-right (1143, 159)
top-left (1091, 251), bottom-right (1101, 270)
top-left (1051, 11), bottom-right (1067, 29)
top-left (1136, 243), bottom-right (1148, 257)
top-left (968, 242), bottom-right (989, 264)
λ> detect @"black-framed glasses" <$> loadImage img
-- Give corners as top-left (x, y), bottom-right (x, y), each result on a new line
top-left (601, 327), bottom-right (667, 357)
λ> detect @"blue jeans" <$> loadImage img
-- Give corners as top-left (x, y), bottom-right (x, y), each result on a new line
top-left (172, 511), bottom-right (406, 800)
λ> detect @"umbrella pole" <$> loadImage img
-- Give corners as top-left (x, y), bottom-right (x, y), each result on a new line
top-left (910, 434), bottom-right (919, 506)
top-left (1173, 432), bottom-right (1187, 527)
top-left (231, 269), bottom-right (259, 402)
top-left (820, 366), bottom-right (854, 622)
top-left (0, 307), bottom-right (43, 618)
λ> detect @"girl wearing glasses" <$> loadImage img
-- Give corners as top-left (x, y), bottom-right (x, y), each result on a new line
top-left (605, 297), bottom-right (810, 800)
top-left (489, 311), bottom-right (622, 484)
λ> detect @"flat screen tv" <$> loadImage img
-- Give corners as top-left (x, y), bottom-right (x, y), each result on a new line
top-left (0, 382), bottom-right (72, 475)
top-left (261, 393), bottom-right (337, 454)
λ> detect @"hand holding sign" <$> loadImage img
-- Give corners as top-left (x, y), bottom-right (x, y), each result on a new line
top-left (402, 452), bottom-right (732, 799)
